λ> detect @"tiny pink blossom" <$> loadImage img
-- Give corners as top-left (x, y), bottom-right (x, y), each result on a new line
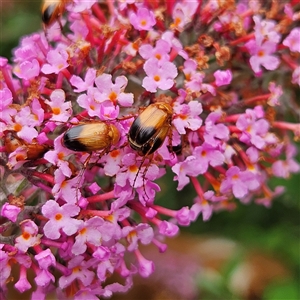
top-left (15, 219), bottom-right (41, 252)
top-left (58, 255), bottom-right (95, 288)
top-left (283, 28), bottom-right (300, 53)
top-left (139, 39), bottom-right (171, 62)
top-left (129, 7), bottom-right (156, 31)
top-left (14, 266), bottom-right (31, 293)
top-left (41, 49), bottom-right (69, 74)
top-left (220, 166), bottom-right (260, 199)
top-left (1, 203), bottom-right (21, 222)
top-left (142, 58), bottom-right (178, 92)
top-left (72, 217), bottom-right (104, 255)
top-left (44, 134), bottom-right (73, 177)
top-left (35, 249), bottom-right (56, 269)
top-left (253, 15), bottom-right (281, 44)
top-left (204, 111), bottom-right (229, 147)
top-left (123, 224), bottom-right (154, 252)
top-left (70, 68), bottom-right (96, 92)
top-left (245, 39), bottom-right (280, 74)
top-left (172, 100), bottom-right (203, 134)
top-left (13, 59), bottom-right (40, 80)
top-left (45, 89), bottom-right (72, 122)
top-left (158, 220), bottom-right (179, 237)
top-left (214, 69), bottom-right (233, 86)
top-left (95, 74), bottom-right (134, 107)
top-left (41, 200), bottom-right (82, 239)
top-left (172, 2), bottom-right (199, 31)
top-left (268, 82), bottom-right (282, 106)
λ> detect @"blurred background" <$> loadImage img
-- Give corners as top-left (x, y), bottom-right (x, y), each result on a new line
top-left (1, 1), bottom-right (299, 299)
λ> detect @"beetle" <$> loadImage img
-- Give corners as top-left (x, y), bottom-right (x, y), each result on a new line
top-left (128, 102), bottom-right (173, 156)
top-left (4, 132), bottom-right (49, 161)
top-left (62, 122), bottom-right (120, 152)
top-left (41, 0), bottom-right (70, 28)
top-left (128, 102), bottom-right (173, 192)
top-left (61, 122), bottom-right (121, 198)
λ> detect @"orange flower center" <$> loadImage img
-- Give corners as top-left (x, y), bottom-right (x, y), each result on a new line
top-left (22, 231), bottom-right (30, 240)
top-left (52, 107), bottom-right (61, 115)
top-left (55, 213), bottom-right (63, 221)
top-left (153, 75), bottom-right (160, 82)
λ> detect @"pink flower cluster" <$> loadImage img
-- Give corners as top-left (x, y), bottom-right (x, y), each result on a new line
top-left (1, 0), bottom-right (300, 299)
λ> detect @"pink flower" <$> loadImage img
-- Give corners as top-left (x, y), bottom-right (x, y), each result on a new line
top-left (204, 111), bottom-right (229, 147)
top-left (283, 28), bottom-right (300, 53)
top-left (94, 74), bottom-right (134, 107)
top-left (172, 1), bottom-right (199, 31)
top-left (272, 143), bottom-right (300, 178)
top-left (45, 89), bottom-right (72, 122)
top-left (41, 49), bottom-right (69, 74)
top-left (245, 39), bottom-right (280, 74)
top-left (14, 266), bottom-right (31, 293)
top-left (172, 156), bottom-right (202, 190)
top-left (172, 100), bottom-right (203, 134)
top-left (35, 249), bottom-right (56, 269)
top-left (44, 134), bottom-right (74, 177)
top-left (139, 39), bottom-right (171, 62)
top-left (214, 69), bottom-right (233, 86)
top-left (236, 107), bottom-right (270, 149)
top-left (136, 252), bottom-right (155, 278)
top-left (123, 223), bottom-right (154, 252)
top-left (253, 15), bottom-right (281, 44)
top-left (268, 82), bottom-right (282, 106)
top-left (1, 203), bottom-right (21, 222)
top-left (129, 7), bottom-right (156, 31)
top-left (72, 217), bottom-right (104, 255)
top-left (158, 220), bottom-right (179, 237)
top-left (52, 168), bottom-right (81, 204)
top-left (70, 68), bottom-right (96, 92)
top-left (5, 106), bottom-right (40, 143)
top-left (142, 58), bottom-right (178, 92)
top-left (58, 255), bottom-right (95, 288)
top-left (41, 200), bottom-right (82, 239)
top-left (13, 59), bottom-right (40, 80)
top-left (220, 166), bottom-right (260, 199)
top-left (15, 220), bottom-right (41, 252)
top-left (193, 143), bottom-right (225, 173)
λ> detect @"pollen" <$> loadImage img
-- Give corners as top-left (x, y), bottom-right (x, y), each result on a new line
top-left (153, 75), bottom-right (160, 82)
top-left (14, 123), bottom-right (22, 132)
top-left (72, 266), bottom-right (80, 273)
top-left (109, 91), bottom-right (118, 103)
top-left (55, 213), bottom-right (63, 221)
top-left (257, 50), bottom-right (265, 57)
top-left (16, 153), bottom-right (26, 161)
top-left (22, 231), bottom-right (30, 240)
top-left (61, 180), bottom-right (67, 188)
top-left (129, 165), bottom-right (138, 173)
top-left (105, 215), bottom-right (114, 222)
top-left (174, 17), bottom-right (182, 27)
top-left (52, 107), bottom-right (61, 115)
top-left (155, 53), bottom-right (162, 60)
top-left (57, 152), bottom-right (65, 160)
top-left (110, 149), bottom-right (120, 158)
top-left (128, 230), bottom-right (137, 240)
top-left (140, 19), bottom-right (147, 26)
top-left (79, 227), bottom-right (87, 235)
top-left (232, 174), bottom-right (239, 180)
top-left (201, 150), bottom-right (207, 157)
